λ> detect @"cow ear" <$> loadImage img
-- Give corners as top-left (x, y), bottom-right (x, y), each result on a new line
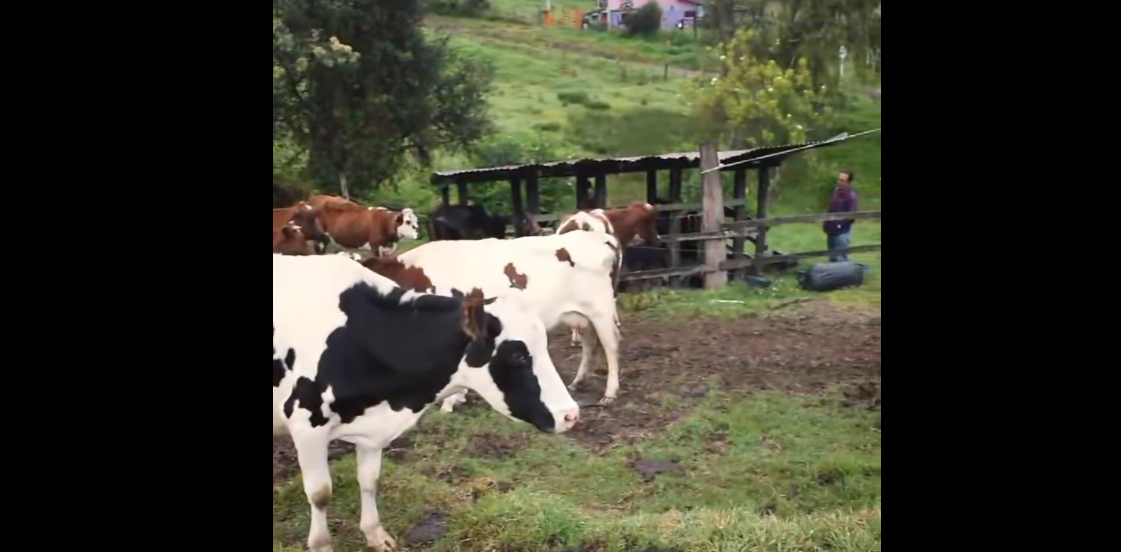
top-left (395, 212), bottom-right (404, 225)
top-left (460, 288), bottom-right (488, 340)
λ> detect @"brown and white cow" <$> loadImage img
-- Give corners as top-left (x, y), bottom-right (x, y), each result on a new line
top-left (273, 224), bottom-right (315, 255)
top-left (557, 201), bottom-right (660, 345)
top-left (355, 230), bottom-right (624, 406)
top-left (273, 201), bottom-right (330, 254)
top-left (306, 194), bottom-right (420, 257)
top-left (558, 201), bottom-right (660, 247)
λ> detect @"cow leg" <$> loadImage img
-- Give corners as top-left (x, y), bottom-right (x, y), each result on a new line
top-left (590, 314), bottom-right (622, 405)
top-left (440, 389), bottom-right (468, 413)
top-left (292, 430), bottom-right (335, 552)
top-left (568, 324), bottom-right (599, 392)
top-left (356, 445), bottom-right (397, 552)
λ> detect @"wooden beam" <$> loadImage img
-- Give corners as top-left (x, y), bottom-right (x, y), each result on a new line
top-left (594, 173), bottom-right (607, 208)
top-left (456, 181), bottom-right (469, 206)
top-left (699, 141), bottom-right (726, 290)
top-left (509, 177), bottom-right (525, 236)
top-left (668, 167), bottom-right (683, 202)
top-left (723, 210), bottom-right (882, 230)
top-left (646, 169), bottom-right (658, 202)
top-left (731, 168), bottom-right (748, 281)
top-left (576, 174), bottom-right (591, 209)
top-left (753, 167), bottom-right (771, 273)
top-left (440, 185), bottom-right (450, 207)
top-left (525, 170), bottom-right (540, 215)
top-left (618, 264), bottom-right (706, 282)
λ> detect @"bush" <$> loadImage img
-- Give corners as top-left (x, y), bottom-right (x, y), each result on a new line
top-left (425, 0), bottom-right (490, 18)
top-left (624, 2), bottom-right (662, 38)
top-left (557, 91), bottom-right (591, 106)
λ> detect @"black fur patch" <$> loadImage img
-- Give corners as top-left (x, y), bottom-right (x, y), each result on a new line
top-left (283, 376), bottom-right (330, 427)
top-left (488, 340), bottom-right (553, 431)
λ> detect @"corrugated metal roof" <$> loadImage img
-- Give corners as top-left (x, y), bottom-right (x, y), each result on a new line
top-left (431, 140), bottom-right (838, 185)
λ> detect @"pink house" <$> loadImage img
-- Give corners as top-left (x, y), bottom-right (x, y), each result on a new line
top-left (596, 0), bottom-right (706, 31)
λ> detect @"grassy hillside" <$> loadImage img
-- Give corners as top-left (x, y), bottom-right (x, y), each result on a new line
top-left (425, 14), bottom-right (881, 213)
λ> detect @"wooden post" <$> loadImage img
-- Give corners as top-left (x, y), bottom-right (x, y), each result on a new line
top-left (700, 141), bottom-right (727, 290)
top-left (668, 166), bottom-right (683, 286)
top-left (731, 168), bottom-right (747, 280)
top-left (509, 177), bottom-right (525, 237)
top-left (753, 166), bottom-right (771, 274)
top-left (594, 173), bottom-right (607, 208)
top-left (456, 181), bottom-right (469, 206)
top-left (525, 170), bottom-right (540, 215)
top-left (576, 174), bottom-right (591, 209)
top-left (668, 166), bottom-right (683, 202)
top-left (645, 169), bottom-right (658, 202)
top-left (440, 184), bottom-right (450, 207)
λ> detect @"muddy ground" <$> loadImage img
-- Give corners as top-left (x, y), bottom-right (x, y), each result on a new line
top-left (273, 305), bottom-right (881, 484)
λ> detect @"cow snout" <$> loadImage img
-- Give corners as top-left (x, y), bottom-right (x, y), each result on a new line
top-left (557, 407), bottom-right (580, 433)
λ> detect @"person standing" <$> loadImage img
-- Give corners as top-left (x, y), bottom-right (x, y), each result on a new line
top-left (823, 170), bottom-right (859, 262)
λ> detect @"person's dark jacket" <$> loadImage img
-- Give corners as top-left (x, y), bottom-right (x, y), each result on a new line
top-left (823, 186), bottom-right (858, 235)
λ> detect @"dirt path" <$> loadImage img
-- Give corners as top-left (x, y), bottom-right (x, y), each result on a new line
top-left (273, 304), bottom-right (880, 482)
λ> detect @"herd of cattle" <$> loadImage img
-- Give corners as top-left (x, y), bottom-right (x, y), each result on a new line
top-left (273, 194), bottom-right (678, 552)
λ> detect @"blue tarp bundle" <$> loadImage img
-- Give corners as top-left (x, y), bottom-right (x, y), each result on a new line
top-left (796, 261), bottom-right (870, 292)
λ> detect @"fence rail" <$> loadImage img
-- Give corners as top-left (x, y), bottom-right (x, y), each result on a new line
top-left (617, 210), bottom-right (882, 282)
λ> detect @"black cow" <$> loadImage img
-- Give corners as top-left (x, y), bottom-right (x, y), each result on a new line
top-left (428, 204), bottom-right (544, 241)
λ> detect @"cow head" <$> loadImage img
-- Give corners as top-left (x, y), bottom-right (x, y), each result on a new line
top-left (632, 202), bottom-right (660, 245)
top-left (288, 202), bottom-right (330, 253)
top-left (274, 224), bottom-right (315, 256)
top-left (395, 208), bottom-right (420, 240)
top-left (453, 288), bottom-right (580, 433)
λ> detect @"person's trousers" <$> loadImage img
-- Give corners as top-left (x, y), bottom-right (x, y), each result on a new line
top-left (827, 231), bottom-right (852, 262)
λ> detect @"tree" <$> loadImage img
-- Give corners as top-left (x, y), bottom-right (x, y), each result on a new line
top-left (273, 0), bottom-right (494, 198)
top-left (689, 28), bottom-right (824, 148)
top-left (699, 0), bottom-right (881, 93)
top-left (624, 1), bottom-right (662, 38)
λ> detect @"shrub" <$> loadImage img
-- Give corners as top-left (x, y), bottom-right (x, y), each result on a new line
top-left (624, 2), bottom-right (662, 38)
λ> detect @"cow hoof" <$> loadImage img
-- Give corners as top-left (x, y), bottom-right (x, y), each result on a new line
top-left (365, 526), bottom-right (397, 551)
top-left (597, 396), bottom-right (616, 406)
top-left (439, 405), bottom-right (455, 413)
top-left (567, 380), bottom-right (583, 391)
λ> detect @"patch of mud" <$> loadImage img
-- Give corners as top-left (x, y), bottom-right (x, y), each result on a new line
top-left (422, 464), bottom-right (470, 485)
top-left (816, 468), bottom-right (846, 486)
top-left (630, 458), bottom-right (684, 481)
top-left (552, 309), bottom-right (881, 452)
top-left (403, 510), bottom-right (449, 545)
top-left (385, 435), bottom-right (415, 463)
top-left (463, 431), bottom-right (529, 460)
top-left (842, 381), bottom-right (882, 409)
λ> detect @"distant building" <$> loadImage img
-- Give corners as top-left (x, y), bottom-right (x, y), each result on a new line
top-left (591, 0), bottom-right (706, 31)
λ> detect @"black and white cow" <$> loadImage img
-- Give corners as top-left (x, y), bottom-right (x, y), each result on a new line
top-left (273, 254), bottom-right (580, 552)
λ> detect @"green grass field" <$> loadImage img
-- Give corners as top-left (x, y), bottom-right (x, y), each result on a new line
top-left (274, 390), bottom-right (881, 552)
top-left (423, 11), bottom-right (881, 213)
